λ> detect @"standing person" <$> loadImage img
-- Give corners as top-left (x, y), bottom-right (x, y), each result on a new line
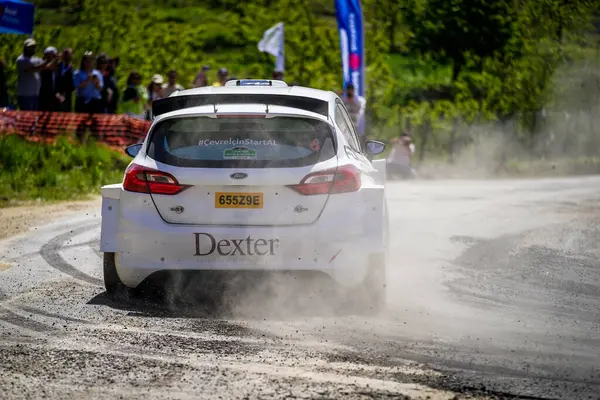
top-left (73, 51), bottom-right (104, 114)
top-left (16, 38), bottom-right (56, 111)
top-left (212, 68), bottom-right (229, 87)
top-left (0, 58), bottom-right (9, 107)
top-left (342, 83), bottom-right (366, 146)
top-left (121, 71), bottom-right (147, 120)
top-left (38, 47), bottom-right (59, 112)
top-left (386, 133), bottom-right (416, 180)
top-left (272, 70), bottom-right (284, 81)
top-left (192, 65), bottom-right (210, 87)
top-left (103, 57), bottom-right (120, 114)
top-left (55, 48), bottom-right (75, 112)
top-left (162, 69), bottom-right (184, 97)
top-left (105, 57), bottom-right (120, 114)
top-left (95, 53), bottom-right (118, 113)
top-left (145, 74), bottom-right (164, 120)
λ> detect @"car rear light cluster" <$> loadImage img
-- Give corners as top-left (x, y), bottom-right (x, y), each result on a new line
top-left (288, 165), bottom-right (361, 196)
top-left (123, 164), bottom-right (188, 195)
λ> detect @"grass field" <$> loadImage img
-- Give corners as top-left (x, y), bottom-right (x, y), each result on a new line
top-left (0, 134), bottom-right (130, 207)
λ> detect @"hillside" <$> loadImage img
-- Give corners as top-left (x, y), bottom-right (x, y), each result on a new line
top-left (2, 0), bottom-right (600, 166)
top-left (2, 0), bottom-right (345, 97)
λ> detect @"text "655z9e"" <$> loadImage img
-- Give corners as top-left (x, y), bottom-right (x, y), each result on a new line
top-left (194, 233), bottom-right (279, 256)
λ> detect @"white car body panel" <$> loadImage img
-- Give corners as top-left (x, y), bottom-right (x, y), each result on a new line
top-left (100, 82), bottom-right (387, 289)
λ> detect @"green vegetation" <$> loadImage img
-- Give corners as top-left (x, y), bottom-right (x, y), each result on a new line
top-left (1, 0), bottom-right (600, 177)
top-left (0, 134), bottom-right (129, 206)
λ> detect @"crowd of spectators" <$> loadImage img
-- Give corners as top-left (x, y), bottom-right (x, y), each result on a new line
top-left (0, 39), bottom-right (419, 178)
top-left (0, 39), bottom-right (245, 120)
top-left (0, 38), bottom-right (367, 138)
top-left (0, 39), bottom-right (415, 175)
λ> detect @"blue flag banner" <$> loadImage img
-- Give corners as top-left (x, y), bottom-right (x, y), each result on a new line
top-left (0, 0), bottom-right (35, 35)
top-left (334, 0), bottom-right (365, 98)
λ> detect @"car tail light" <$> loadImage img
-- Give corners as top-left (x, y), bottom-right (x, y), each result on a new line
top-left (288, 165), bottom-right (361, 195)
top-left (123, 164), bottom-right (188, 195)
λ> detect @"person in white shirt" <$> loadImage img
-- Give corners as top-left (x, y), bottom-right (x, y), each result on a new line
top-left (16, 38), bottom-right (56, 111)
top-left (162, 69), bottom-right (184, 97)
top-left (386, 133), bottom-right (416, 179)
top-left (342, 83), bottom-right (366, 145)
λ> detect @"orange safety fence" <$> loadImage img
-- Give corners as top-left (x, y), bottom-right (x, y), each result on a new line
top-left (0, 110), bottom-right (151, 148)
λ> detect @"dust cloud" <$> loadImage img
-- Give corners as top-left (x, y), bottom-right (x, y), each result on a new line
top-left (408, 58), bottom-right (600, 180)
top-left (147, 270), bottom-right (378, 321)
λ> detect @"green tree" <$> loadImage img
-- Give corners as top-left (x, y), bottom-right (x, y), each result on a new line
top-left (405, 0), bottom-right (518, 82)
top-left (524, 0), bottom-right (596, 43)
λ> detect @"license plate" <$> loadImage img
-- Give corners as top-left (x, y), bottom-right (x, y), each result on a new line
top-left (215, 192), bottom-right (263, 209)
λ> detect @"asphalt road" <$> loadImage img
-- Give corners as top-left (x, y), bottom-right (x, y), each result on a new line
top-left (1, 176), bottom-right (600, 399)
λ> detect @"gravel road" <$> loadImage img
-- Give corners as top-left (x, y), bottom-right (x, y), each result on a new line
top-left (1, 177), bottom-right (600, 400)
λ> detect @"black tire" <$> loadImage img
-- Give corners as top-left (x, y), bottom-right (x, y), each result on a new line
top-left (366, 253), bottom-right (387, 313)
top-left (103, 252), bottom-right (134, 296)
top-left (343, 255), bottom-right (386, 315)
top-left (363, 202), bottom-right (388, 314)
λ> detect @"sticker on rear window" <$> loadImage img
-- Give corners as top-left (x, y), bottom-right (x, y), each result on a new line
top-left (223, 147), bottom-right (257, 159)
top-left (199, 139), bottom-right (276, 146)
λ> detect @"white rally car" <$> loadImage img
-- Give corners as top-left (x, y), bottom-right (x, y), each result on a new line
top-left (100, 79), bottom-right (389, 310)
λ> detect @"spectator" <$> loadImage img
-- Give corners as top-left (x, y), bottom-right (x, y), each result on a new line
top-left (105, 56), bottom-right (120, 113)
top-left (212, 67), bottom-right (229, 87)
top-left (0, 58), bottom-right (9, 107)
top-left (96, 53), bottom-right (118, 113)
top-left (55, 48), bottom-right (75, 112)
top-left (272, 70), bottom-right (284, 81)
top-left (192, 65), bottom-right (210, 87)
top-left (148, 75), bottom-right (164, 100)
top-left (162, 69), bottom-right (184, 97)
top-left (16, 38), bottom-right (56, 111)
top-left (342, 83), bottom-right (365, 127)
top-left (121, 71), bottom-right (147, 119)
top-left (145, 74), bottom-right (164, 120)
top-left (342, 82), bottom-right (366, 145)
top-left (38, 47), bottom-right (59, 112)
top-left (386, 133), bottom-right (416, 180)
top-left (73, 51), bottom-right (104, 114)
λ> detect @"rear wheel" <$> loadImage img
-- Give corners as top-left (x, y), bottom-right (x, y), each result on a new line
top-left (358, 203), bottom-right (389, 314)
top-left (342, 253), bottom-right (387, 315)
top-left (103, 252), bottom-right (134, 297)
top-left (363, 253), bottom-right (387, 314)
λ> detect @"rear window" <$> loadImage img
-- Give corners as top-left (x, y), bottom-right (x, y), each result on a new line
top-left (146, 116), bottom-right (336, 168)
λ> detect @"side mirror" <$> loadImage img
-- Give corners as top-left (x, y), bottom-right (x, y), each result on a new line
top-left (125, 143), bottom-right (143, 158)
top-left (365, 140), bottom-right (386, 156)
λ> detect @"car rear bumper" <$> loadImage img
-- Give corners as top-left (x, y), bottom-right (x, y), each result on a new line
top-left (101, 189), bottom-right (386, 289)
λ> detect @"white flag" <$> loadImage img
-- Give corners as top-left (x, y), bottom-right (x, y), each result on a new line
top-left (258, 22), bottom-right (284, 72)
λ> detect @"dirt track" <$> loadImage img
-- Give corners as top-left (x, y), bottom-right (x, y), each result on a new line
top-left (1, 177), bottom-right (600, 399)
top-left (0, 197), bottom-right (101, 240)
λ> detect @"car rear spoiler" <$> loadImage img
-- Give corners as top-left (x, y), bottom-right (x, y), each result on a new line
top-left (151, 94), bottom-right (329, 118)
